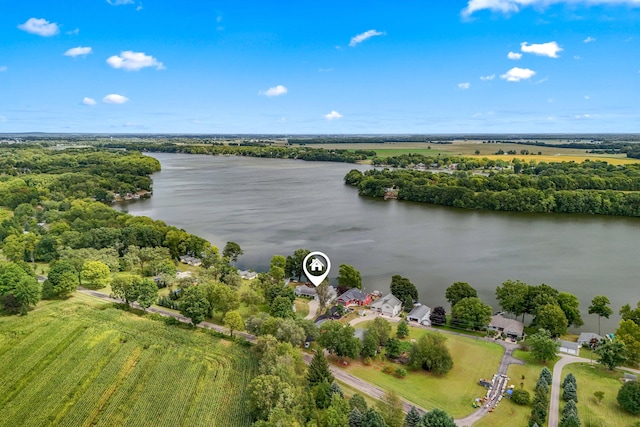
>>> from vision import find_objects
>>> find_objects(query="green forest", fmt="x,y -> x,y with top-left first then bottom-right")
345,156 -> 640,216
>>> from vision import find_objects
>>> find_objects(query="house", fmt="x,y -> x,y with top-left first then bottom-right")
558,340 -> 580,356
238,270 -> 258,280
295,285 -> 318,298
336,288 -> 372,307
179,255 -> 202,267
577,332 -> 602,348
309,258 -> 324,272
407,304 -> 431,326
488,314 -> 525,340
370,293 -> 403,317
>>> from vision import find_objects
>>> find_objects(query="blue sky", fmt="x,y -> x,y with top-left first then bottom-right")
1,0 -> 639,134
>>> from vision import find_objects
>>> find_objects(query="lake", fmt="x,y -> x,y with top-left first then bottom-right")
116,153 -> 640,333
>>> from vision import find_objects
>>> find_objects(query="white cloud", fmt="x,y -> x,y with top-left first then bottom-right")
463,0 -> 640,17
324,110 -> 343,120
136,4 -> 143,11
500,67 -> 536,81
107,0 -> 135,5
521,41 -> 563,58
260,85 -> 288,97
574,55 -> 582,60
82,97 -> 97,106
102,94 -> 129,104
64,46 -> 93,58
584,36 -> 596,43
458,82 -> 471,89
349,30 -> 385,47
107,51 -> 165,71
480,74 -> 495,80
508,51 -> 522,60
18,18 -> 60,37
0,66 -> 7,72
575,113 -> 592,119
66,28 -> 80,35
584,95 -> 590,99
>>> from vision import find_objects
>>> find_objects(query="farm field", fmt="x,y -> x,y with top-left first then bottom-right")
335,324 -> 503,418
0,296 -> 256,427
561,362 -> 640,427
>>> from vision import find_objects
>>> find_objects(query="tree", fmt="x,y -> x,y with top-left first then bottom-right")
285,249 -> 310,281
12,276 -> 41,315
317,279 -> 332,311
314,378 -> 332,409
377,390 -> 404,427
349,407 -> 363,427
325,394 -> 350,427
560,400 -> 580,427
595,339 -> 627,370
385,338 -> 401,359
330,382 -> 344,399
307,351 -> 335,386
589,295 -> 613,336
396,320 -> 409,339
562,373 -> 576,389
275,318 -> 306,346
80,260 -> 112,289
615,319 -> 640,367
418,408 -> 456,427
409,333 -> 453,375
45,261 -> 79,298
318,321 -> 361,359
404,406 -> 421,427
451,297 -> 492,330
271,295 -> 295,319
390,275 -> 418,310
512,389 -> 531,405
207,284 -> 240,317
618,381 -> 640,414
563,382 -> 578,403
445,282 -> 477,309
350,394 -> 368,413
361,330 -> 379,358
620,302 -> 640,325
179,285 -> 211,326
362,408 -> 388,427
528,329 -> 559,362
558,292 -> 584,328
594,391 -> 604,405
247,374 -> 297,420
337,264 -> 362,293
222,241 -> 243,263
430,306 -> 447,326
367,317 -> 393,346
541,367 -> 553,385
270,254 -> 287,270
534,304 -> 568,338
111,273 -> 141,306
223,310 -> 244,337
496,279 -> 528,321
2,234 -> 26,262
136,278 -> 158,311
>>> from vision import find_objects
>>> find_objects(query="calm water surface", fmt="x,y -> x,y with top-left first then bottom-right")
117,153 -> 640,333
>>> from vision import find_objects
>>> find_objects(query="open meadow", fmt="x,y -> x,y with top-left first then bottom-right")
0,296 -> 256,427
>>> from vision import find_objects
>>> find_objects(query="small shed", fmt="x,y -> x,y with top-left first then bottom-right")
558,340 -> 580,356
407,304 -> 431,326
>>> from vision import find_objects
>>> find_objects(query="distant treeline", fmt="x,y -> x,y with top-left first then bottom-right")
99,141 -> 370,163
345,158 -> 640,217
371,153 -> 513,170
287,136 -> 452,144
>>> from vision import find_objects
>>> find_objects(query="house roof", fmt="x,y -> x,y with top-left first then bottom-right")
371,293 -> 402,309
489,314 -> 525,336
577,332 -> 602,343
407,305 -> 431,319
337,288 -> 369,302
295,285 -> 317,296
559,340 -> 580,351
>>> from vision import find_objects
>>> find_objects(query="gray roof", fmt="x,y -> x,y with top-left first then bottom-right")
337,288 -> 369,303
489,315 -> 525,337
577,332 -> 602,344
295,285 -> 317,296
407,305 -> 431,320
559,340 -> 580,350
371,293 -> 402,309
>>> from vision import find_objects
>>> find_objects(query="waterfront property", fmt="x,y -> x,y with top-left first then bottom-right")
179,255 -> 202,266
488,314 -> 524,340
238,270 -> 258,280
577,332 -> 602,347
336,288 -> 372,307
295,285 -> 317,298
370,293 -> 403,317
407,304 -> 431,326
558,340 -> 580,356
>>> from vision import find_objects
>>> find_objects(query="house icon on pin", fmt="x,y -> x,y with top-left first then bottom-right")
309,258 -> 324,272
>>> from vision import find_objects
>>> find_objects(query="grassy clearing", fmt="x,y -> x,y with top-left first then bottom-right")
562,363 -> 640,427
335,324 -> 503,418
294,298 -> 310,318
475,350 -> 556,427
0,296 -> 256,427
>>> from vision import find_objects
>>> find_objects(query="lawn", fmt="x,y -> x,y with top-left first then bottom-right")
474,350 -> 556,427
0,296 -> 256,427
561,363 -> 640,427
294,298 -> 310,318
335,324 -> 504,418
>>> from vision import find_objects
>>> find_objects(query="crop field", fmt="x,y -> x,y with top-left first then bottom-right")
0,297 -> 256,427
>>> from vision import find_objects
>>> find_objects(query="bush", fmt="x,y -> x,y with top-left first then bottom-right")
363,356 -> 373,366
394,368 -> 407,378
382,365 -> 394,375
511,389 -> 531,405
618,381 -> 640,415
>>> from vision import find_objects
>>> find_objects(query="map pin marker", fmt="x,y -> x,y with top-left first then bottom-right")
303,251 -> 331,287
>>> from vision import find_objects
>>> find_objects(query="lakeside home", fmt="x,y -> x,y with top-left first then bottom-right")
336,288 -> 372,307
370,293 -> 403,317
488,314 -> 524,340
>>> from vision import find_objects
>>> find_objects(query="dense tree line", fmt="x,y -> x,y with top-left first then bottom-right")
345,158 -> 640,216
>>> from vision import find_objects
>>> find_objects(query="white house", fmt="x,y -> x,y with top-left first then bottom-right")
558,340 -> 580,356
238,270 -> 258,280
407,304 -> 431,326
370,294 -> 403,317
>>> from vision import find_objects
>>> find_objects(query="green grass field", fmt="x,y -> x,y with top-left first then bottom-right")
335,324 -> 503,418
562,363 -> 640,427
0,297 -> 256,427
